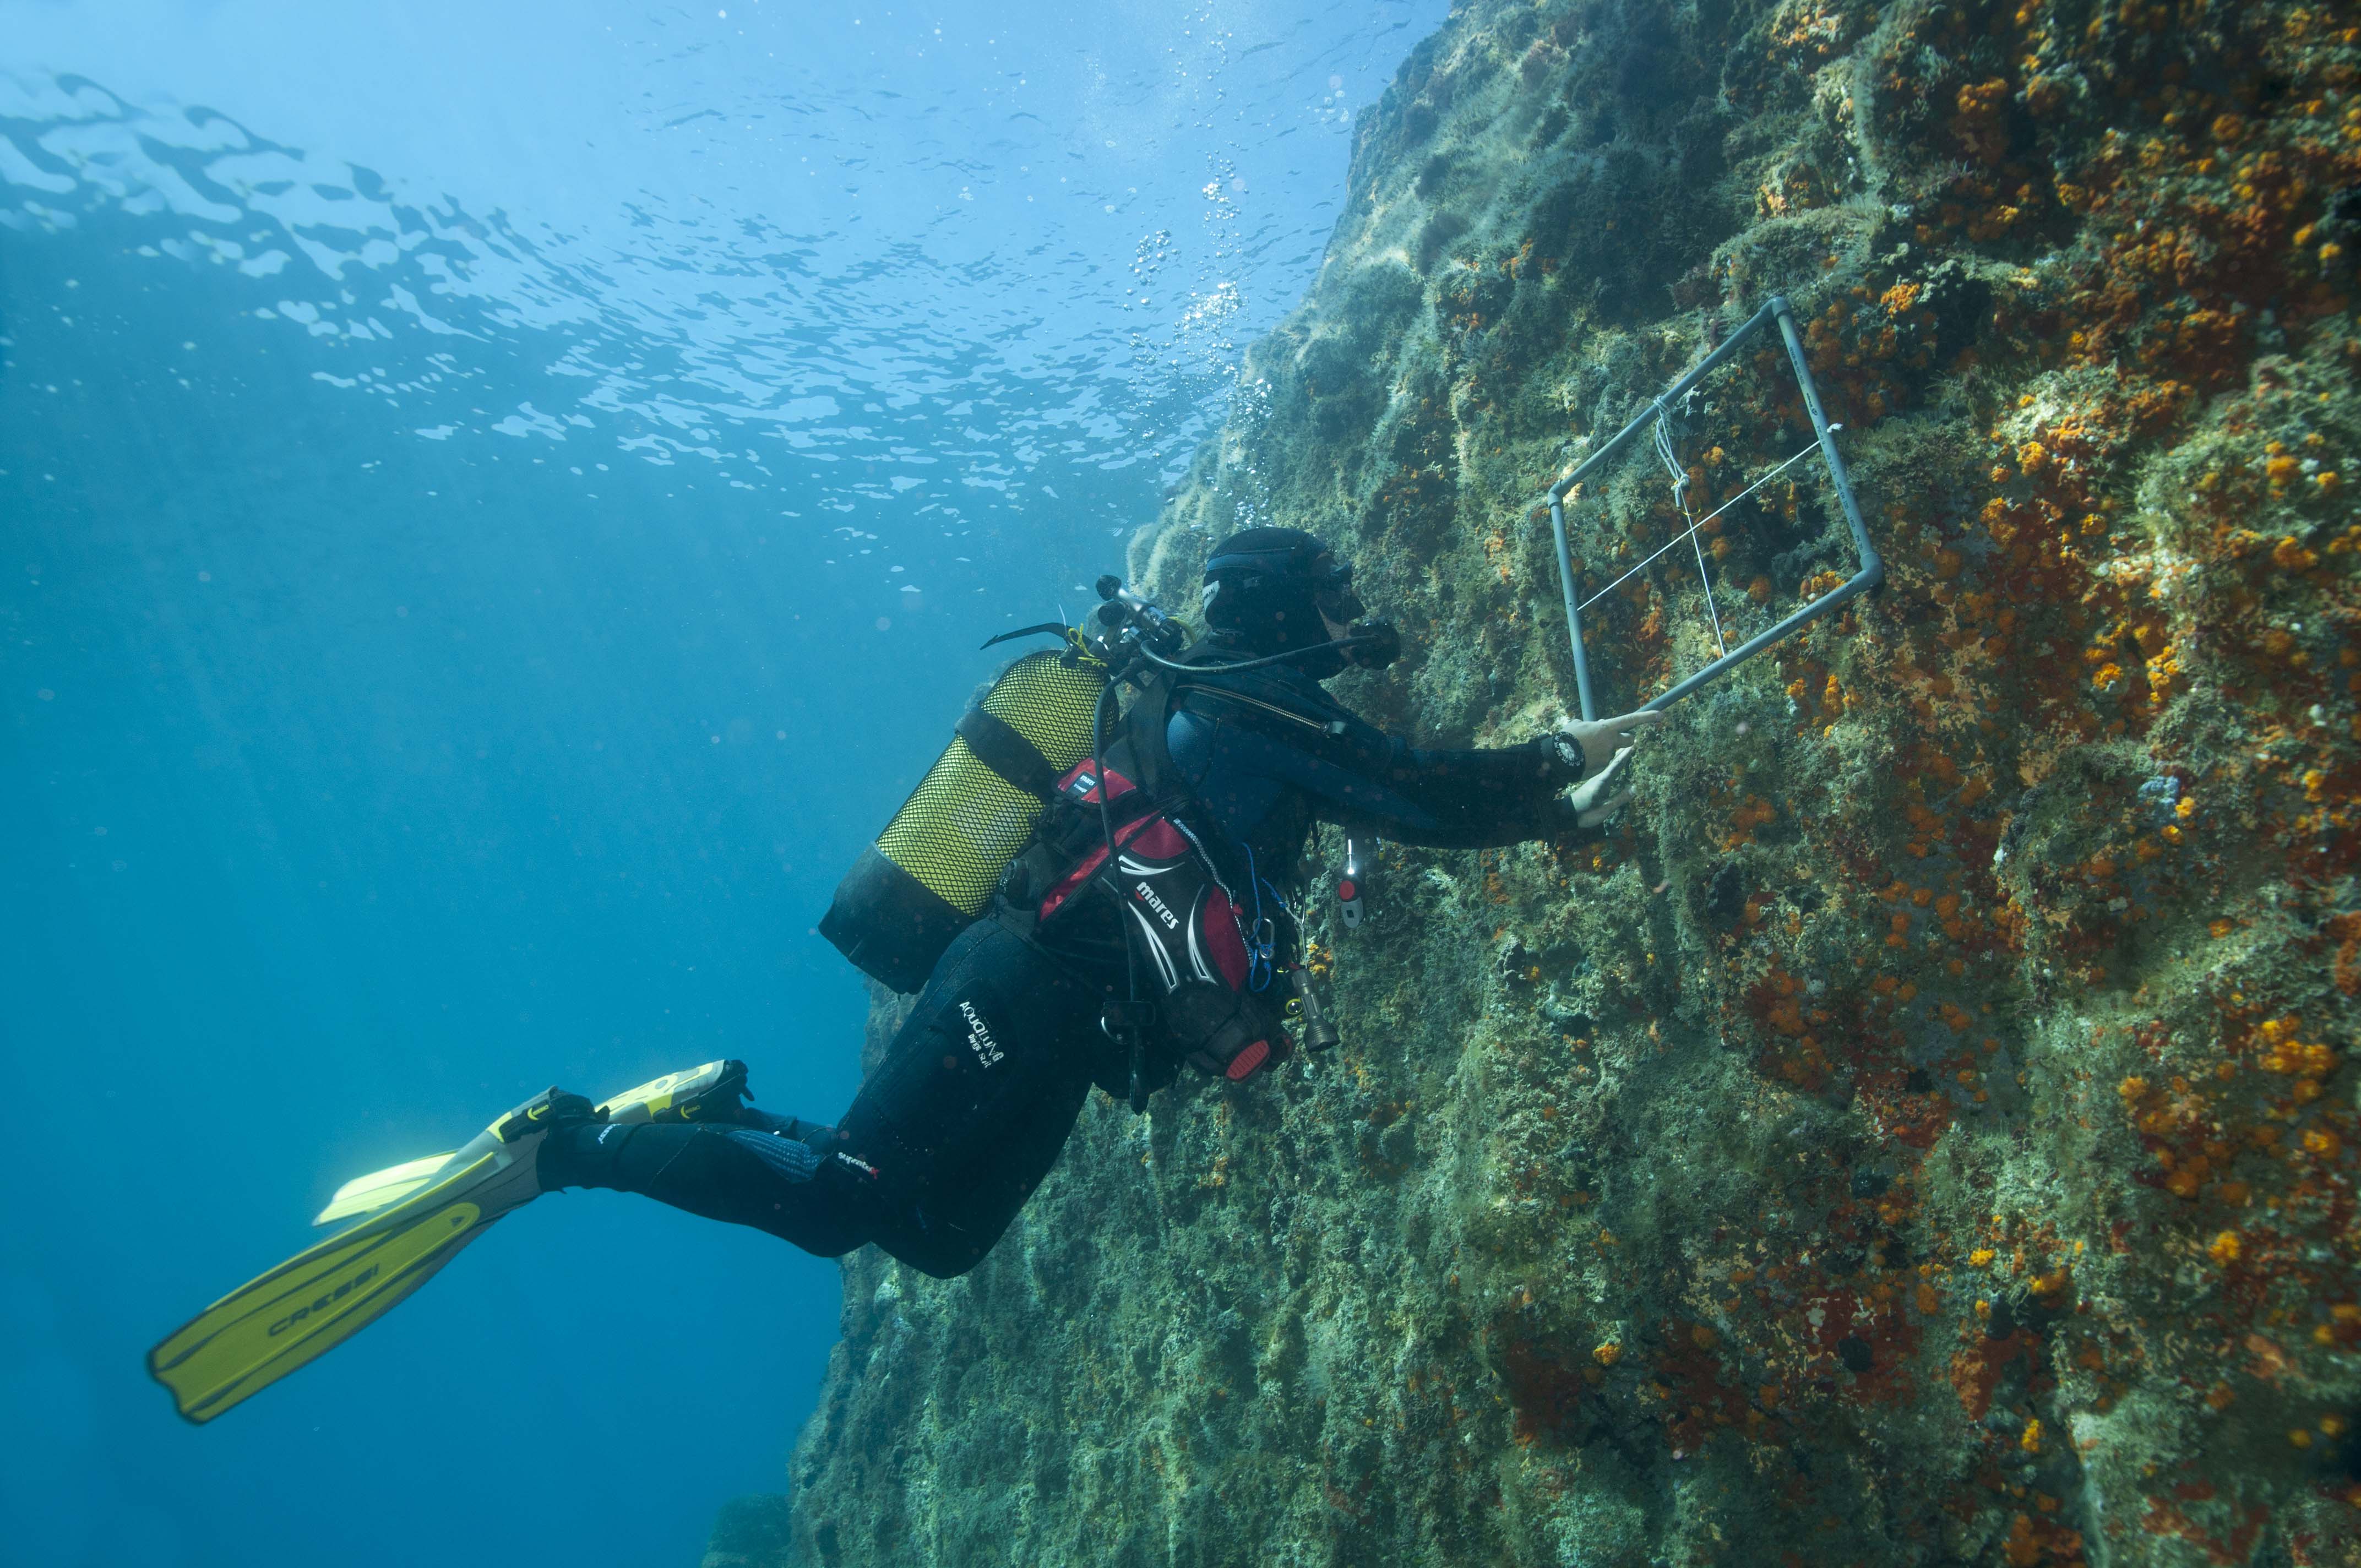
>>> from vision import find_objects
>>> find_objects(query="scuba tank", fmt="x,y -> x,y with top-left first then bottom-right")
819,633 -> 1111,992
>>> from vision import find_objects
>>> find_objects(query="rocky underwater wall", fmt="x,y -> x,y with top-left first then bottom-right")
767,1 -> 2361,1563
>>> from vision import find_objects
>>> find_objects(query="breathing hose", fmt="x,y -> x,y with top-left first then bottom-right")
1089,666 -> 1155,1114
1132,630 -> 1391,677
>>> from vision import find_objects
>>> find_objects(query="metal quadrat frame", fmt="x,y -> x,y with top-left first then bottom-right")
1542,294 -> 1884,722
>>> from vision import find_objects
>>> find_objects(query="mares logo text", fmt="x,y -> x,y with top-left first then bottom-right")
1133,881 -> 1180,930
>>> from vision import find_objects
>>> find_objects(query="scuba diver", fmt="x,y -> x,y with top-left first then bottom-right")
149,526 -> 1658,1424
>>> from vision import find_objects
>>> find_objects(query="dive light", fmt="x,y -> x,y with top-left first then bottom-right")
1290,967 -> 1340,1052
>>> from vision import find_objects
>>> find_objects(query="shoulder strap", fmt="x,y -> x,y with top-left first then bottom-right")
1120,666 -> 1185,803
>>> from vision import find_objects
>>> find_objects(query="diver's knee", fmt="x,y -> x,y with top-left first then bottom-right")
545,1121 -> 733,1199
906,1252 -> 986,1280
875,1221 -> 993,1279
885,1250 -> 979,1281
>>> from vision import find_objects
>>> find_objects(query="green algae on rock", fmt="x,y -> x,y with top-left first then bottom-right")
701,1495 -> 795,1568
757,1 -> 2361,1563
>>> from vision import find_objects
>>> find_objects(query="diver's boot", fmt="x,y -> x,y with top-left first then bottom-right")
596,1058 -> 752,1125
545,1108 -> 837,1193
488,1087 -> 605,1181
311,1085 -> 605,1226
597,1058 -> 831,1144
148,1085 -> 602,1425
543,1061 -> 839,1194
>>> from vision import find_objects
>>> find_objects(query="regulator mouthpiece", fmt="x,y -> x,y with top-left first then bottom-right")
1342,619 -> 1401,671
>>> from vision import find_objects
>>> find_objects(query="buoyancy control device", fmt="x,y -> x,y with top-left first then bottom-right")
821,575 -> 1357,1106
819,633 -> 1111,992
1026,755 -> 1288,1085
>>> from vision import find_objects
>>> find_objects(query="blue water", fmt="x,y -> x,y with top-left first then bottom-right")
0,3 -> 1439,1563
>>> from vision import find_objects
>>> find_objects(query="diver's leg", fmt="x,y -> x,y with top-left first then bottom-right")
541,1118 -> 877,1257
736,1107 -> 835,1142
830,920 -> 1106,1276
541,921 -> 1107,1263
860,1068 -> 1092,1278
837,919 -> 1107,1185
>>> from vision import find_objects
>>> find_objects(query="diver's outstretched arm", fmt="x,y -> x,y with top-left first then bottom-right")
1555,707 -> 1665,776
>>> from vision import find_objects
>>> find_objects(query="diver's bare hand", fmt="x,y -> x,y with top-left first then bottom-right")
1555,708 -> 1664,777
1570,746 -> 1635,828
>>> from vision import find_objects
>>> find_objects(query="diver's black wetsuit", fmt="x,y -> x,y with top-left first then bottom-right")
542,636 -> 1587,1277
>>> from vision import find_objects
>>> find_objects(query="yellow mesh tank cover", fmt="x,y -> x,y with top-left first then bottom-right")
875,737 -> 1046,916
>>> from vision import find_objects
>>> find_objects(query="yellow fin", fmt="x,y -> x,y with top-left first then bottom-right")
598,1059 -> 737,1124
312,1152 -> 457,1227
150,1159 -> 501,1423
